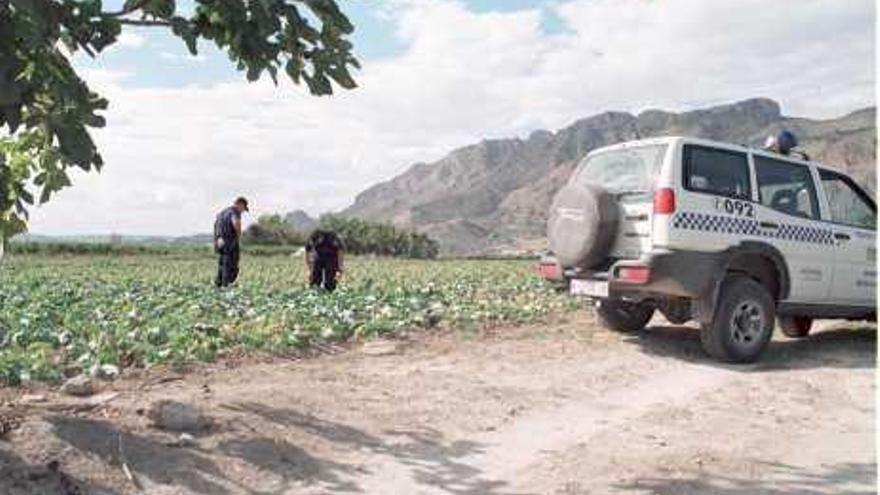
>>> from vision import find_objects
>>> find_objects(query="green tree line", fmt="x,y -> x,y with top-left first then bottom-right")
242,214 -> 307,245
243,214 -> 440,259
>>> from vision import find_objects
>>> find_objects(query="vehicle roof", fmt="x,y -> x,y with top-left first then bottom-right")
587,136 -> 851,176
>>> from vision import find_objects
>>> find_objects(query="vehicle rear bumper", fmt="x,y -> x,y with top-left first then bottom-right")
562,249 -> 726,299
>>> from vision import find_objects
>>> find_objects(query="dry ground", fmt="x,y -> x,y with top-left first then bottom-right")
0,311 -> 875,494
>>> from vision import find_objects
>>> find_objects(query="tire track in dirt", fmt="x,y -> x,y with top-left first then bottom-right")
354,358 -> 739,494
2,317 -> 872,495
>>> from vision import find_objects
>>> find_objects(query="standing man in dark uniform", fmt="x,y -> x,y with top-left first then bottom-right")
305,229 -> 344,292
214,197 -> 249,287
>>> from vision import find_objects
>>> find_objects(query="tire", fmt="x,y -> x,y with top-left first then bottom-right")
779,316 -> 812,338
597,299 -> 655,333
547,183 -> 619,269
700,276 -> 775,363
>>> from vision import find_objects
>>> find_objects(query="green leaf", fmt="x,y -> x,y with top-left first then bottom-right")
303,73 -> 332,96
0,79 -> 24,107
246,64 -> 261,82
284,58 -> 302,83
56,127 -> 97,168
91,18 -> 122,52
304,0 -> 354,34
39,185 -> 52,204
171,17 -> 199,55
78,0 -> 103,18
327,65 -> 356,90
143,0 -> 175,19
123,0 -> 143,12
2,106 -> 22,133
19,190 -> 34,205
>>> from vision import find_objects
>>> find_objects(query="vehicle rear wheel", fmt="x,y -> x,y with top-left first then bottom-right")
778,316 -> 812,338
700,275 -> 775,363
596,299 -> 655,332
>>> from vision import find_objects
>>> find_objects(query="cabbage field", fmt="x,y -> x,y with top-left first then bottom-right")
0,254 -> 577,385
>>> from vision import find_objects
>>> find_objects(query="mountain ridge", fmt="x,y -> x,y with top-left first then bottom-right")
343,98 -> 876,255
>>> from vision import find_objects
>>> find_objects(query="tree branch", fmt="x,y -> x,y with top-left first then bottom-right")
103,0 -> 150,18
118,19 -> 173,27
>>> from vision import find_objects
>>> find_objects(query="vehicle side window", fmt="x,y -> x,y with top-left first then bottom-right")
818,170 -> 876,230
754,156 -> 820,219
683,145 -> 750,200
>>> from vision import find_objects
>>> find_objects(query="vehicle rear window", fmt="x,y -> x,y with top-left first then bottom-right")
683,145 -> 751,200
573,145 -> 668,196
754,156 -> 820,219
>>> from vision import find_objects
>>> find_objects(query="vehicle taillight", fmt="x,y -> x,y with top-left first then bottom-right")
538,262 -> 561,280
653,188 -> 676,214
617,266 -> 651,284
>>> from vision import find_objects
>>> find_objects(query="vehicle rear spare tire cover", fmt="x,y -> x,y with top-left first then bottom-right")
547,182 -> 619,268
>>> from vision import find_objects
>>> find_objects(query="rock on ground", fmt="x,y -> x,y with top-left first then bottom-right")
148,400 -> 213,432
60,376 -> 95,397
361,340 -> 401,356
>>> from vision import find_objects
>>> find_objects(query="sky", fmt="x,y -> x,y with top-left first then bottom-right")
26,0 -> 876,236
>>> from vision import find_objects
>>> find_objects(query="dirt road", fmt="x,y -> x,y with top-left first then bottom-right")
0,311 -> 875,494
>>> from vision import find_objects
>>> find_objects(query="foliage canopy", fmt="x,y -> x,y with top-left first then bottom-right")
0,0 -> 359,242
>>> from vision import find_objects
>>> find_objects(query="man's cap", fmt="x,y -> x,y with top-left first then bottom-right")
234,196 -> 250,211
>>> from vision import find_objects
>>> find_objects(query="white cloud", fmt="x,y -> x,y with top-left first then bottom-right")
29,0 -> 875,236
115,32 -> 147,49
78,68 -> 134,87
158,51 -> 207,63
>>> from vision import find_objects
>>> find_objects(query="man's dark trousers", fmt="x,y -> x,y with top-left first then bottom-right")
310,256 -> 338,292
216,244 -> 240,288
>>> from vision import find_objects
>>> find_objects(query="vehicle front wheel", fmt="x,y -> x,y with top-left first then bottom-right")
779,316 -> 812,338
596,299 -> 655,333
700,275 -> 775,363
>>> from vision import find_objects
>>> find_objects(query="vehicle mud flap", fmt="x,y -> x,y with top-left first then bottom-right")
689,243 -> 788,325
691,272 -> 725,325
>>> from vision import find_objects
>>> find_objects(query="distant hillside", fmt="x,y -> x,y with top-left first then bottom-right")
283,209 -> 318,233
344,98 -> 876,255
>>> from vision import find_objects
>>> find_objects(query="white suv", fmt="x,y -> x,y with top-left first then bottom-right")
541,136 -> 876,363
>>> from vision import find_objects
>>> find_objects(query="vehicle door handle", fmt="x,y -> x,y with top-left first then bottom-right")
759,221 -> 779,229
834,232 -> 851,241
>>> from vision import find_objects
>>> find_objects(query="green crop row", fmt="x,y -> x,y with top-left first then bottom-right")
0,255 -> 578,385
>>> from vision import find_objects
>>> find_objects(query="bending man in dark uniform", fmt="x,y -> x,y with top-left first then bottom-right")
214,197 -> 249,287
305,229 -> 344,292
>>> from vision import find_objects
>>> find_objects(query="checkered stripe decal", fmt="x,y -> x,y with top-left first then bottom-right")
672,212 -> 758,236
774,223 -> 834,244
673,212 -> 834,245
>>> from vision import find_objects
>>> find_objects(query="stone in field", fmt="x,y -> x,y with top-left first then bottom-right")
148,400 -> 213,432
361,340 -> 400,356
166,432 -> 197,448
60,376 -> 95,397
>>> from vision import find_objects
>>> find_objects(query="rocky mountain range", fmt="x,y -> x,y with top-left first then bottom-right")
340,98 -> 876,255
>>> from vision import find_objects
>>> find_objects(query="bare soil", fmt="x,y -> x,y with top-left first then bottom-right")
0,311 -> 875,495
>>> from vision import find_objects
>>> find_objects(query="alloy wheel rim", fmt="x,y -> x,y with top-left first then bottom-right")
730,300 -> 765,349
